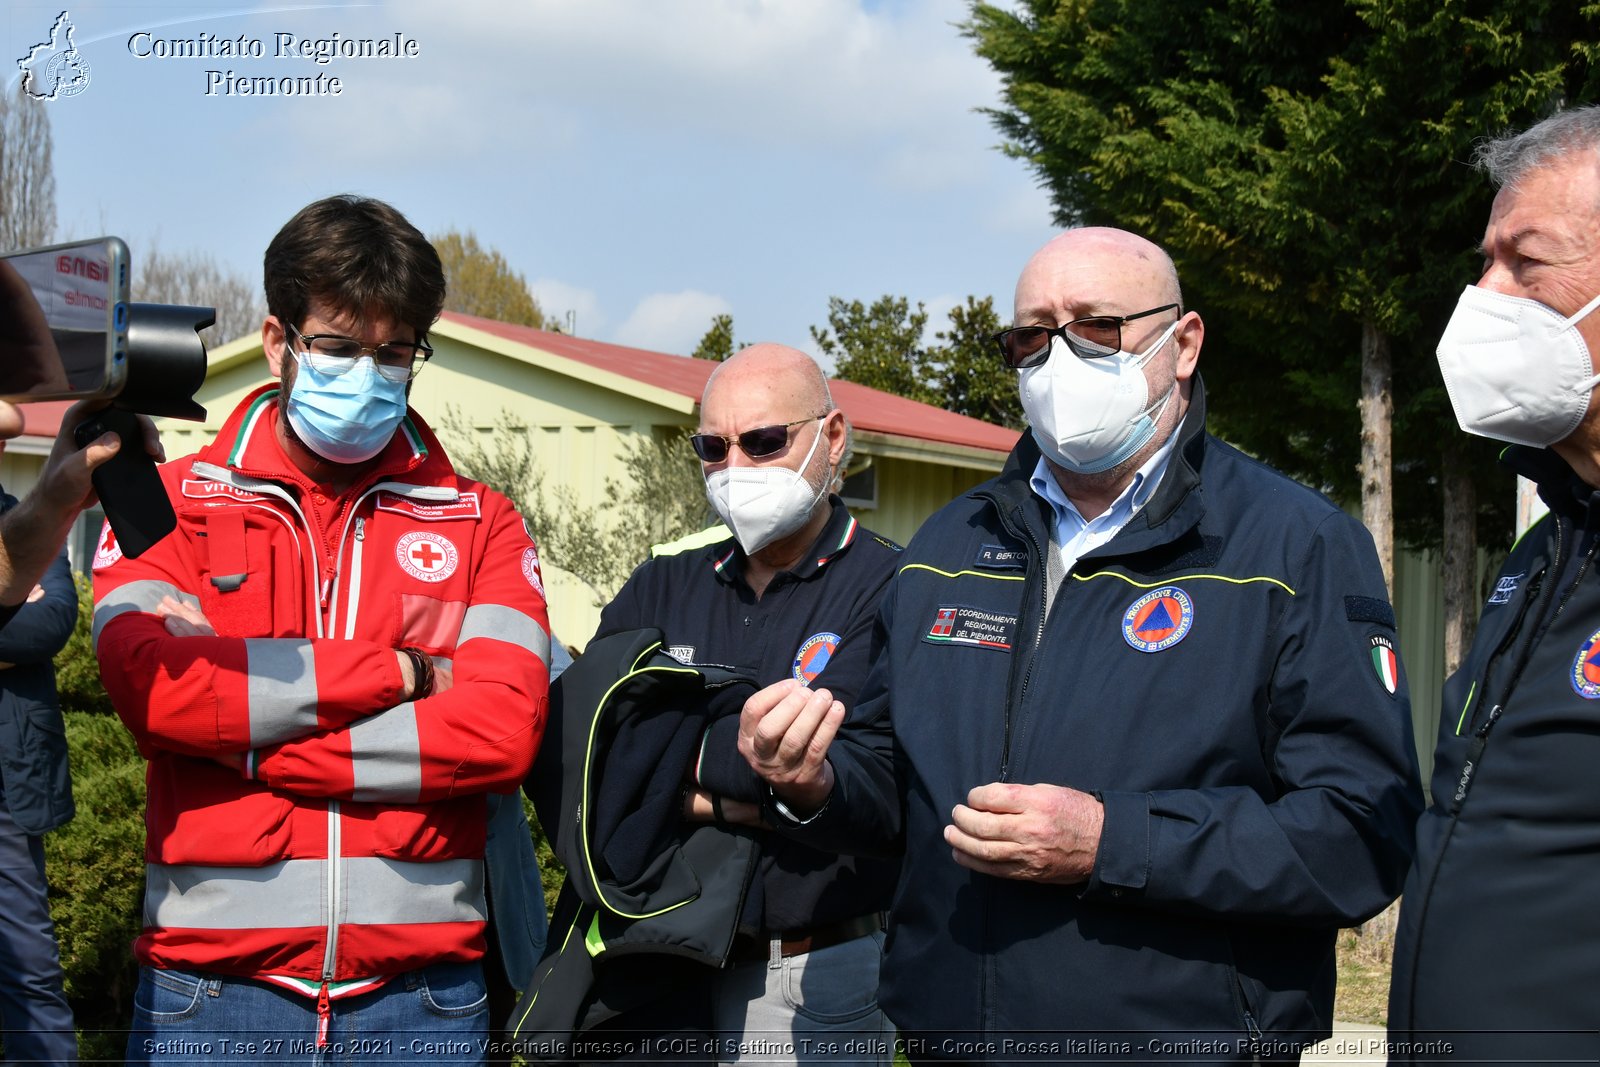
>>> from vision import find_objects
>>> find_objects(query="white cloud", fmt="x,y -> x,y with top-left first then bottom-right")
528,278 -> 605,337
375,0 -> 1002,192
984,174 -> 1059,235
920,293 -> 962,349
612,290 -> 732,354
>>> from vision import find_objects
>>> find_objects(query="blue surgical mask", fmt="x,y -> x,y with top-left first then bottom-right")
284,352 -> 407,464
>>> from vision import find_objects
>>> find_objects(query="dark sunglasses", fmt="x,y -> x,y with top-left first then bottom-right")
992,304 -> 1180,369
690,415 -> 824,463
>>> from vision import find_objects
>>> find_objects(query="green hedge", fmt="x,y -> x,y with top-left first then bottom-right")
55,575 -> 113,717
45,711 -> 145,1062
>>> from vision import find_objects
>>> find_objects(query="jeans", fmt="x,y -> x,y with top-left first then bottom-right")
125,962 -> 488,1065
710,930 -> 891,1066
0,781 -> 75,1065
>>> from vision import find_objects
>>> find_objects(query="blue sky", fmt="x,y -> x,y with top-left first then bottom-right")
5,0 -> 1058,363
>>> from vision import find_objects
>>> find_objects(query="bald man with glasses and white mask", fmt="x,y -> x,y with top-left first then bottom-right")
585,343 -> 901,1065
738,228 -> 1421,1063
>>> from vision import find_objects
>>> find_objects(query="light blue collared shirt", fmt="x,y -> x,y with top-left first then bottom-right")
1028,428 -> 1181,576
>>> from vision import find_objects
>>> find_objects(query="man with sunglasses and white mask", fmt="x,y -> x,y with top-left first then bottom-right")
1388,107 -> 1600,1066
92,195 -> 551,1063
587,343 -> 900,1063
739,228 -> 1420,1063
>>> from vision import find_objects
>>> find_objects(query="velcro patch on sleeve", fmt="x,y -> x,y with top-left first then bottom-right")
1344,595 -> 1396,629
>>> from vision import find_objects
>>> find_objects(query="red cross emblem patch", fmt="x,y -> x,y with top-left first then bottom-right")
396,531 -> 459,583
92,520 -> 122,571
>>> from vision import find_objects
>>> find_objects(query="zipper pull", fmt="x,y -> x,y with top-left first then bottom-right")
1450,704 -> 1504,815
1242,1007 -> 1263,1058
316,981 -> 332,1048
320,576 -> 332,609
355,517 -> 366,541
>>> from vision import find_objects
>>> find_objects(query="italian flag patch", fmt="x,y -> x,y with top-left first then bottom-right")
1370,635 -> 1399,695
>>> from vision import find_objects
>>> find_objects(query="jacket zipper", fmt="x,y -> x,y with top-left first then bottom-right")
191,465 -> 456,1007
975,496 -> 1051,1040
341,518 -> 366,639
327,481 -> 457,638
314,480 -> 458,988
1453,525 -> 1597,811
1406,512 -> 1575,1027
318,800 -> 340,1046
1004,516 -> 1050,781
990,500 -> 1050,781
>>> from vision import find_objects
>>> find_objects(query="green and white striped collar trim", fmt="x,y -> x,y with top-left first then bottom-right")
259,973 -> 390,1000
226,389 -> 428,469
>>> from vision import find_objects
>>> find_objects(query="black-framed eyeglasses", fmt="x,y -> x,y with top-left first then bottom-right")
992,303 -> 1180,369
287,324 -> 434,383
690,415 -> 824,463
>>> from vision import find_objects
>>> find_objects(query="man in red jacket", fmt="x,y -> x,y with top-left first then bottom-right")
93,196 -> 550,1064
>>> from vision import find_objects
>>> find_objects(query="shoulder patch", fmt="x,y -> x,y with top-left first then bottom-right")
1369,634 -> 1400,695
521,546 -> 545,597
793,632 -> 841,683
91,520 -> 122,571
1122,587 -> 1194,653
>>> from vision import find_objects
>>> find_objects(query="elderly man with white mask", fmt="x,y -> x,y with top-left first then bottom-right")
1389,105 -> 1600,1067
739,228 -> 1422,1063
585,343 -> 901,1065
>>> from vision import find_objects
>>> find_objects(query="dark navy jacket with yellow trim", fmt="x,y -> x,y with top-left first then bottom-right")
1389,446 -> 1600,1065
783,379 -> 1422,1058
596,498 -> 900,936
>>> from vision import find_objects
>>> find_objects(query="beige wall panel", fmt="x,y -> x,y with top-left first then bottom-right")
852,455 -> 993,546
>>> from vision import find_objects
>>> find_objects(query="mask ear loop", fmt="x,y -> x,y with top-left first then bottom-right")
1565,293 -> 1600,397
1131,319 -> 1182,369
1562,291 -> 1600,329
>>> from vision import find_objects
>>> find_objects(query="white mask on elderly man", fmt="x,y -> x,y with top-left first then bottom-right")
1019,320 -> 1179,475
1436,285 -> 1600,447
704,420 -> 828,555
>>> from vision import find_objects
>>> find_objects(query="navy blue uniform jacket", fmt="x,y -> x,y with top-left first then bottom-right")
0,490 -> 77,835
596,499 -> 900,934
780,382 -> 1421,1055
1390,446 -> 1600,1065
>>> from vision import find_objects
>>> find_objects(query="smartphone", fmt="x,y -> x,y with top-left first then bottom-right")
0,236 -> 129,402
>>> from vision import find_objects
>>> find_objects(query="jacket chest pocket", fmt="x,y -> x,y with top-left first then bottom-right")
377,520 -> 479,653
195,508 -> 299,637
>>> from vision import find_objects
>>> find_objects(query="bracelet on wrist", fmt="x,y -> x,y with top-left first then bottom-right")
400,646 -> 434,700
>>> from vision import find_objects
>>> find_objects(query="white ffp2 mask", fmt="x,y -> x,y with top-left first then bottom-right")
1019,320 -> 1179,474
704,420 -> 828,554
1436,285 -> 1600,447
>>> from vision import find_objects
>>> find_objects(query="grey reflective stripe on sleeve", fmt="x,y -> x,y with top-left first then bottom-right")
456,604 -> 551,666
245,639 -> 321,746
145,856 -> 486,929
348,702 -> 421,802
92,581 -> 199,651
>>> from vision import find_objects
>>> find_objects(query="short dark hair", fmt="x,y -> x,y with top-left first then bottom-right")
263,194 -> 446,338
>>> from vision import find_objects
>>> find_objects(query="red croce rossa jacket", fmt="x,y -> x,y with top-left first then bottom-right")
92,385 -> 550,986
